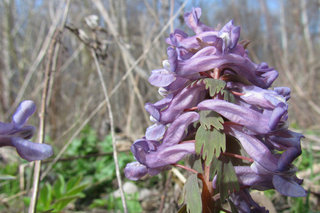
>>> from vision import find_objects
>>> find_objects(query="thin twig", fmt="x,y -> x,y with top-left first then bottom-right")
28,2 -> 71,212
91,49 -> 128,213
7,1 -> 65,118
94,0 -> 189,98
28,29 -> 58,213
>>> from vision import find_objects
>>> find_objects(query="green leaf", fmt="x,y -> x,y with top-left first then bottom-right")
195,126 -> 226,165
219,160 -> 239,201
199,110 -> 224,130
203,78 -> 226,97
183,174 -> 202,213
211,157 -> 239,201
66,176 -> 82,192
38,183 -> 52,210
51,195 -> 81,212
192,158 -> 204,173
53,174 -> 65,199
66,183 -> 88,196
222,89 -> 236,103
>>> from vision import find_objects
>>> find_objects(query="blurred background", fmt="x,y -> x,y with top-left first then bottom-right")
0,0 -> 319,212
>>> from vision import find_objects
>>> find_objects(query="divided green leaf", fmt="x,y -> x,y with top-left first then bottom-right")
210,157 -> 239,202
182,174 -> 202,213
195,126 -> 226,165
199,110 -> 224,130
222,89 -> 236,103
203,78 -> 226,97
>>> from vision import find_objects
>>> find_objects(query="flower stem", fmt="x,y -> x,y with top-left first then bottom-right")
231,91 -> 245,96
183,106 -> 198,112
223,152 -> 254,162
172,164 -> 198,174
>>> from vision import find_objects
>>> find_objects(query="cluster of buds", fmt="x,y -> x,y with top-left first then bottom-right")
125,8 -> 305,212
0,100 -> 53,161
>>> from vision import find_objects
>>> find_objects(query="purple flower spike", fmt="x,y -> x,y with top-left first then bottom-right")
125,7 -> 305,211
0,100 -> 53,161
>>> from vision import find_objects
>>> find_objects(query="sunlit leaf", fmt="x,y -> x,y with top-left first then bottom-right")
222,89 -> 236,103
195,126 -> 226,165
203,78 -> 226,97
199,110 -> 224,130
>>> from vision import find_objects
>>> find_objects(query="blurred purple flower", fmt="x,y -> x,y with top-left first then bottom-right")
0,100 -> 53,161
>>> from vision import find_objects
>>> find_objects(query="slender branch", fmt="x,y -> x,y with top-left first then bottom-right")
94,0 -> 189,99
7,1 -> 66,118
91,49 -> 128,213
28,2 -> 71,212
28,28 -> 58,213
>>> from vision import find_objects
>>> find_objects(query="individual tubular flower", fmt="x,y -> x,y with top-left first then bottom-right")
0,100 -> 53,161
124,112 -> 199,180
198,99 -> 288,134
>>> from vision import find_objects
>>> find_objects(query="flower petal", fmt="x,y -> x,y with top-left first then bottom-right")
11,137 -> 53,161
12,100 -> 36,129
272,175 -> 306,197
124,162 -> 148,181
145,123 -> 166,141
162,111 -> 199,146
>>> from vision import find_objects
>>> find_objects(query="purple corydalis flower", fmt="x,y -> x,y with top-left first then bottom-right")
0,100 -> 53,161
125,7 -> 305,212
198,99 -> 287,134
227,82 -> 290,110
145,81 -> 205,124
124,112 -> 199,180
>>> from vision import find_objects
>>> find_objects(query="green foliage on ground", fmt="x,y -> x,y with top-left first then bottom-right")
0,126 -> 140,212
